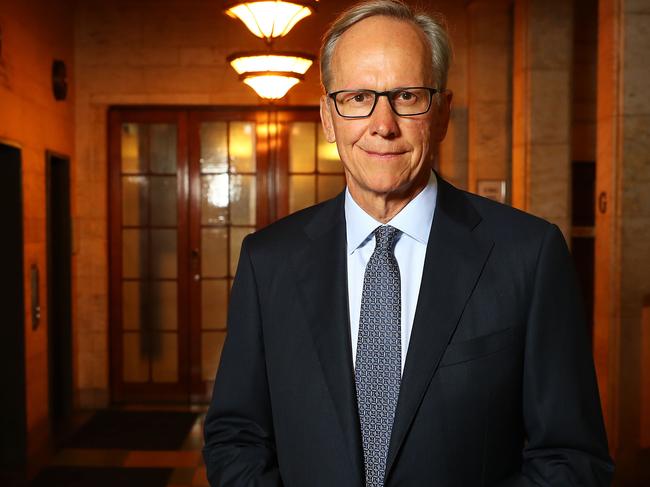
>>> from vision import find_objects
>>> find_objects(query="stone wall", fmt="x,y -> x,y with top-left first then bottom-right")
0,0 -> 75,457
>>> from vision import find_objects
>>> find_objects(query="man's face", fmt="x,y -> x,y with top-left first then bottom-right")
320,16 -> 452,203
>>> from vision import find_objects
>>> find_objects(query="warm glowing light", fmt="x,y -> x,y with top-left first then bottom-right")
257,123 -> 279,137
228,52 -> 314,99
207,174 -> 229,209
230,54 -> 313,76
229,123 -> 255,164
225,1 -> 316,41
121,124 -> 140,169
318,139 -> 340,162
243,75 -> 300,99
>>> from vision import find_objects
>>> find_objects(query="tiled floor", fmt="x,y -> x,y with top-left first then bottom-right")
41,406 -> 209,487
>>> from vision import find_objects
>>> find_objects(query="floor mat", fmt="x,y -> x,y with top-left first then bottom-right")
29,466 -> 173,487
64,410 -> 199,450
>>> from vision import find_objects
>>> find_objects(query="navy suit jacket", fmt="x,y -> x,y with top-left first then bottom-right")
203,175 -> 614,486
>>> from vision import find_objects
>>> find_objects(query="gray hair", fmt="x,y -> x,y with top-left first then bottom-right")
319,0 -> 452,93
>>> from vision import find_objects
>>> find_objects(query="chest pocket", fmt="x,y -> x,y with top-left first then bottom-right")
439,327 -> 514,368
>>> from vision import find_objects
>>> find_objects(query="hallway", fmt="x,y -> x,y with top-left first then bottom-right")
2,0 -> 650,484
29,407 -> 208,487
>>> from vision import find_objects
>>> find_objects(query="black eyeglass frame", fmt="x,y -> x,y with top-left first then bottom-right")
327,87 -> 441,119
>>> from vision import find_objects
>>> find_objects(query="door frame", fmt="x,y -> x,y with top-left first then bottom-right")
108,106 -> 323,404
108,108 -> 191,402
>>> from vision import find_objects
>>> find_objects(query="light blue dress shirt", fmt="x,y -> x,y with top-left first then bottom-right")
345,171 -> 438,373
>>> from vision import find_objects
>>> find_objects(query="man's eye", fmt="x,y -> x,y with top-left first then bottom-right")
396,91 -> 415,102
345,92 -> 371,104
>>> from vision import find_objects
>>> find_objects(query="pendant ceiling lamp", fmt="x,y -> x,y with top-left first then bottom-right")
225,1 -> 318,43
224,0 -> 317,100
228,52 -> 315,99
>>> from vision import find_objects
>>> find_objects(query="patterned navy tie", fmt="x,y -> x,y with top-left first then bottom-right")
355,225 -> 401,487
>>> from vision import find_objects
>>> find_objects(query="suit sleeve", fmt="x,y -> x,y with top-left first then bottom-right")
496,224 -> 614,486
202,237 -> 283,487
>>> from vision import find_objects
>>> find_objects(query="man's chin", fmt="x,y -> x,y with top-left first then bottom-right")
355,178 -> 414,200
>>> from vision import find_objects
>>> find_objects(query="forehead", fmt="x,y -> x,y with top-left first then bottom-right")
330,16 -> 431,89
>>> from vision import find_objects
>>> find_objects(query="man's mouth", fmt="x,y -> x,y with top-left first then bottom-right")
359,147 -> 407,158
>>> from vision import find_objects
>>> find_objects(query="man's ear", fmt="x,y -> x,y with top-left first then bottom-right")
320,95 -> 336,143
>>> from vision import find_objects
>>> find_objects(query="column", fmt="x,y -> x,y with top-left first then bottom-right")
595,0 -> 650,472
467,0 -> 513,198
512,0 -> 574,238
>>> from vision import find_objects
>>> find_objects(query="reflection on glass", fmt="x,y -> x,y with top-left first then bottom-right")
122,176 -> 149,226
150,281 -> 178,331
201,279 -> 228,330
318,175 -> 346,202
317,125 -> 341,173
150,124 -> 177,174
151,332 -> 178,383
123,333 -> 149,382
150,176 -> 177,227
201,331 -> 226,381
121,124 -> 146,174
201,174 -> 229,225
123,281 -> 178,331
123,281 -> 142,331
229,122 -> 256,173
289,122 -> 316,173
289,175 -> 316,214
202,228 -> 228,278
151,229 -> 177,278
200,122 -> 228,174
230,174 -> 256,226
256,122 -> 278,139
230,227 -> 255,276
123,229 -> 148,278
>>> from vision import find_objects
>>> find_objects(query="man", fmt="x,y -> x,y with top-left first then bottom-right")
203,1 -> 614,485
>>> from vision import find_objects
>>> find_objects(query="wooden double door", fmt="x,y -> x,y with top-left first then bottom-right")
108,107 -> 345,403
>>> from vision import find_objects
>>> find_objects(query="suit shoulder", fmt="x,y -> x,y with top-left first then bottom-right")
243,196 -> 341,256
460,189 -> 556,245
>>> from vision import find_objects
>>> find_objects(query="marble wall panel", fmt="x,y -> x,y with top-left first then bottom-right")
623,14 -> 650,115
528,70 -> 572,145
467,2 -> 512,194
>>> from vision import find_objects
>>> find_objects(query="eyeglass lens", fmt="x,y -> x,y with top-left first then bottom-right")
334,88 -> 432,117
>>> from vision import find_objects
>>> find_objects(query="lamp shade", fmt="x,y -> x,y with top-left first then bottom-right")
243,75 -> 301,99
225,1 -> 317,42
228,51 -> 315,99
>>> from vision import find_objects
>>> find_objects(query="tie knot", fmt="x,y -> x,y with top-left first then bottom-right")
374,225 -> 400,252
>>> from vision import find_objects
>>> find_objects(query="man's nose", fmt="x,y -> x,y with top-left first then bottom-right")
368,96 -> 400,138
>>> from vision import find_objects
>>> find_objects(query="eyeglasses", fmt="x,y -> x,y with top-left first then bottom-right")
327,87 -> 440,118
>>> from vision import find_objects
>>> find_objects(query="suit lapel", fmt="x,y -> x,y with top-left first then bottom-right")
292,194 -> 364,486
385,177 -> 495,478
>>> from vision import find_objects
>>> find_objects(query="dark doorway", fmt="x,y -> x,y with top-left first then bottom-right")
571,160 -> 596,340
0,143 -> 27,469
46,152 -> 73,440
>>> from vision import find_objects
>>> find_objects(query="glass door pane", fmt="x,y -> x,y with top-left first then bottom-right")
195,120 -> 257,388
111,107 -> 327,404
119,122 -> 180,387
286,121 -> 346,215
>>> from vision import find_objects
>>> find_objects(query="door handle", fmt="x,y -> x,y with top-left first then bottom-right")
191,248 -> 200,282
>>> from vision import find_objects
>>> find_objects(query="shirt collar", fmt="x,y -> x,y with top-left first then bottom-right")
345,171 -> 437,254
